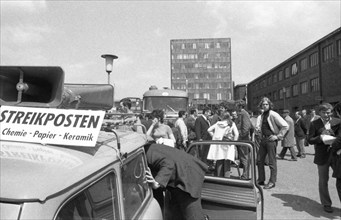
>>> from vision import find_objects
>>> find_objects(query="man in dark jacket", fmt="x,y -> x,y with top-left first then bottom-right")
308,103 -> 341,213
294,111 -> 308,158
331,102 -> 341,203
195,107 -> 212,164
145,144 -> 208,220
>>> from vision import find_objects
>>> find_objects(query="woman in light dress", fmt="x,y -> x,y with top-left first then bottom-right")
207,112 -> 239,177
147,109 -> 176,147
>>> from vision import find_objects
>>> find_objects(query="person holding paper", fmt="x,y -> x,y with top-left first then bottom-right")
331,102 -> 341,202
307,103 -> 341,213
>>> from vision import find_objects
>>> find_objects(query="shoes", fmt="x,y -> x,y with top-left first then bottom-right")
257,181 -> 265,186
289,158 -> 297,161
204,214 -> 210,220
297,154 -> 301,158
263,182 -> 275,189
323,205 -> 333,213
301,154 -> 306,158
276,156 -> 284,160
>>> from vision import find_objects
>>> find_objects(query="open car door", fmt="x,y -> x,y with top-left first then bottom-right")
187,140 -> 264,220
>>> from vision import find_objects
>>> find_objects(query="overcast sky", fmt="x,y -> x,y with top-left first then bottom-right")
1,0 -> 340,100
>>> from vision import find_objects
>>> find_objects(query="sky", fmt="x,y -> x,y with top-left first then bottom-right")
1,0 -> 340,100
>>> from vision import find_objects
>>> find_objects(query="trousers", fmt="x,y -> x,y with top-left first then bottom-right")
257,139 -> 277,183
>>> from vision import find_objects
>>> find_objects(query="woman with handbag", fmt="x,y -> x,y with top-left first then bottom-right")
207,112 -> 239,177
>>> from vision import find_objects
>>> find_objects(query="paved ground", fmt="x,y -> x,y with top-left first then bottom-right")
261,144 -> 341,220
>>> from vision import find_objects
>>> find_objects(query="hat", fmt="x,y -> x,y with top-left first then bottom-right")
283,109 -> 290,114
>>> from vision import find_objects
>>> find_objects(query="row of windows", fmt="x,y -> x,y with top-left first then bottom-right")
253,77 -> 320,104
171,52 -> 230,60
172,72 -> 229,80
255,40 -> 340,89
188,92 -> 232,101
171,41 -> 230,50
172,82 -> 231,90
172,62 -> 231,70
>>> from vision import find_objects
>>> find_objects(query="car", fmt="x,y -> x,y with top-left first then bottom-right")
0,66 -> 263,219
0,66 -> 162,220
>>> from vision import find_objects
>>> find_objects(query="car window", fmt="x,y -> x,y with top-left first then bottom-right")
121,152 -> 149,219
56,173 -> 119,220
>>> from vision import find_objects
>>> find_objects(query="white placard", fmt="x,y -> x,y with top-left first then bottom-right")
0,106 -> 105,147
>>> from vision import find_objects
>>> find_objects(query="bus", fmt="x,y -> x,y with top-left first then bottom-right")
142,86 -> 188,123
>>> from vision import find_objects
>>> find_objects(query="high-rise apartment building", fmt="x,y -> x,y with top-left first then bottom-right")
170,38 -> 232,106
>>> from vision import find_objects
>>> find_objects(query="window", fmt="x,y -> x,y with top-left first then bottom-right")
292,84 -> 299,96
181,44 -> 185,49
300,58 -> 307,72
193,43 -> 196,49
203,93 -> 210,99
311,77 -> 320,92
285,86 -> 290,98
194,93 -> 199,99
300,81 -> 308,94
310,52 -> 318,67
217,93 -> 222,100
268,76 -> 272,85
278,71 -> 283,81
284,67 -> 290,78
204,83 -> 209,89
216,42 -> 221,48
291,63 -> 298,76
57,174 -> 120,220
322,44 -> 334,62
273,73 -> 278,83
205,43 -> 209,49
273,91 -> 278,101
279,88 -> 284,99
121,153 -> 150,219
337,39 -> 341,56
203,53 -> 209,59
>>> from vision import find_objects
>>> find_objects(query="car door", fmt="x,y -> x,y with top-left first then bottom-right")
187,140 -> 264,220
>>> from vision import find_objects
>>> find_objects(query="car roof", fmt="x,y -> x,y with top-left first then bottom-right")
0,130 -> 148,203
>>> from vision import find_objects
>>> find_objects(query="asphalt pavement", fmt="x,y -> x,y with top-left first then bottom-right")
260,144 -> 341,220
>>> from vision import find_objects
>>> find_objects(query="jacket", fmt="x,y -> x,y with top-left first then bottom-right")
195,115 -> 211,141
256,110 -> 289,140
294,117 -> 307,138
145,144 -> 208,198
282,115 -> 295,147
307,117 -> 341,165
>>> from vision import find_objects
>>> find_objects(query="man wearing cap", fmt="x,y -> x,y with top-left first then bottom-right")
278,110 -> 297,161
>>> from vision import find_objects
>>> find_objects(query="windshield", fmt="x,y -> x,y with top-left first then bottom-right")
143,97 -> 188,112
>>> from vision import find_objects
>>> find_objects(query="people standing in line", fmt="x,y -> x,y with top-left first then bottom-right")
144,143 -> 209,220
278,110 -> 297,161
147,109 -> 176,147
175,110 -> 188,151
294,111 -> 308,158
307,103 -> 341,213
235,99 -> 253,179
331,102 -> 341,203
256,97 -> 289,190
195,107 -> 212,164
207,112 -> 239,177
185,108 -> 198,144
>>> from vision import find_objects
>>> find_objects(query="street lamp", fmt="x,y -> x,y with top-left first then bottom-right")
101,54 -> 118,84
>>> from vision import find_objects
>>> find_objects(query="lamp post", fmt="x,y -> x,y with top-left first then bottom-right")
101,54 -> 118,84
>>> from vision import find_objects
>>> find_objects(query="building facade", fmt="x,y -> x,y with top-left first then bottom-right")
247,28 -> 341,114
170,38 -> 233,107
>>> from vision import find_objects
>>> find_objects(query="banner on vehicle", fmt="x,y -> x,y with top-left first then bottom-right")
0,106 -> 105,147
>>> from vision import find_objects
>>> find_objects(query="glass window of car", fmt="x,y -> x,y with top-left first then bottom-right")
121,152 -> 150,219
56,173 -> 119,220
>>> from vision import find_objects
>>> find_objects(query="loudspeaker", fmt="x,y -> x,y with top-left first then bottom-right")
0,66 -> 64,108
61,84 -> 114,110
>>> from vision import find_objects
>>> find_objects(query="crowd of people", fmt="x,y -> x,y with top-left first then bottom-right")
120,97 -> 341,218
